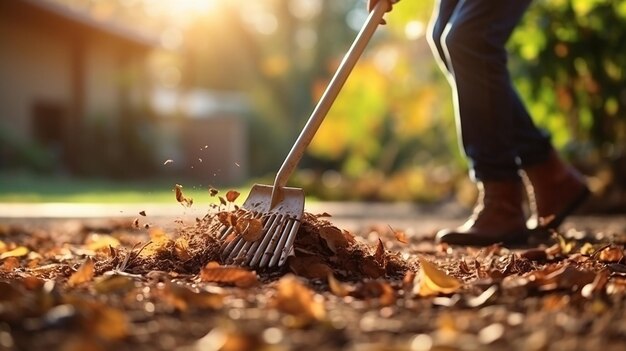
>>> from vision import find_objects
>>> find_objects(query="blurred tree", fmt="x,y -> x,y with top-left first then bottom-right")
509,0 -> 626,164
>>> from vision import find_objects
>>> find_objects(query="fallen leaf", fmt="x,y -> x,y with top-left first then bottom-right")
139,210 -> 146,216
327,273 -> 351,297
174,237 -> 192,261
225,190 -> 241,202
209,187 -> 219,196
273,274 -> 325,324
94,274 -> 136,294
288,256 -> 333,280
199,262 -> 259,288
581,269 -> 610,298
174,184 -> 193,207
0,246 -> 29,260
351,280 -> 396,306
218,211 -> 238,227
392,228 -> 409,244
236,218 -> 264,242
374,238 -> 385,264
1,256 -> 19,270
360,256 -> 386,279
598,246 -> 624,263
414,257 -> 463,297
67,257 -> 95,287
160,282 -> 224,312
86,234 -> 121,252
318,226 -> 349,253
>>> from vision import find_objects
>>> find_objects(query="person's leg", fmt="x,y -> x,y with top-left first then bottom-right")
434,0 -> 532,245
426,0 -> 459,76
441,0 -> 534,181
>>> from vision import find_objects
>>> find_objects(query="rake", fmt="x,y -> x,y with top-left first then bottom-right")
219,1 -> 390,268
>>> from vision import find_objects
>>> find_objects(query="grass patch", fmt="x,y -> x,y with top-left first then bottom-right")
0,172 -> 248,203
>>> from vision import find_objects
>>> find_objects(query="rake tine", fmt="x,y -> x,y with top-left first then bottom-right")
227,214 -> 269,261
224,236 -> 247,262
240,213 -> 280,266
264,216 -> 295,268
258,215 -> 290,268
250,215 -> 287,267
275,218 -> 300,267
219,225 -> 233,240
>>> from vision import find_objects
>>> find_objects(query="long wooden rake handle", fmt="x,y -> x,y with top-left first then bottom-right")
270,0 -> 389,207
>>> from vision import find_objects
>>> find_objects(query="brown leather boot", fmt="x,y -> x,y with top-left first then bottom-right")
523,150 -> 590,230
435,180 -> 528,246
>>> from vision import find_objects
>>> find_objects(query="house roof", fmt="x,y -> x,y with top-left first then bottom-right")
19,0 -> 159,48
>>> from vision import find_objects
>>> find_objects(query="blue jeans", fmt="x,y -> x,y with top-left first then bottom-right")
427,0 -> 552,181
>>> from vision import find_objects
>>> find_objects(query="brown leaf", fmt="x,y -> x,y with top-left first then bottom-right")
520,248 -> 547,261
351,280 -> 396,306
289,256 -> 333,280
160,282 -> 224,312
67,257 -> 95,287
598,246 -> 624,263
374,238 -> 385,264
318,226 -> 349,253
218,211 -> 238,227
174,237 -> 192,261
199,262 -> 259,288
236,218 -> 264,242
273,274 -> 325,323
94,274 -> 135,294
209,187 -> 219,196
225,190 -> 241,202
1,256 -> 20,271
0,246 -> 29,260
174,184 -> 193,207
139,210 -> 146,216
327,273 -> 351,297
581,269 -> 610,298
360,256 -> 386,279
414,257 -> 463,297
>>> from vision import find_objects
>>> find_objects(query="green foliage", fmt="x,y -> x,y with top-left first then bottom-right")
509,0 -> 626,159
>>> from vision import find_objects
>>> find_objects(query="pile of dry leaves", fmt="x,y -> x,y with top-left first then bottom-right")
1,188 -> 626,350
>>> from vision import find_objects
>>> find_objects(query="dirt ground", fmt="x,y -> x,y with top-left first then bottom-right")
1,204 -> 626,351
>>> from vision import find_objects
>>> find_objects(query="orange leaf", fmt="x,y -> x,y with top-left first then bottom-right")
1,257 -> 19,271
199,262 -> 259,288
391,226 -> 409,244
68,257 -> 95,287
236,218 -> 264,242
328,273 -> 351,297
225,190 -> 241,202
174,237 -> 192,261
599,246 -> 624,263
160,282 -> 224,312
273,274 -> 325,323
217,211 -> 238,227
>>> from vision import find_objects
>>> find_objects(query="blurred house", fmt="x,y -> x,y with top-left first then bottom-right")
0,0 -> 249,184
0,0 -> 155,171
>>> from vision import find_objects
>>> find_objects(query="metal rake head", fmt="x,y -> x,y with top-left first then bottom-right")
218,184 -> 304,269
